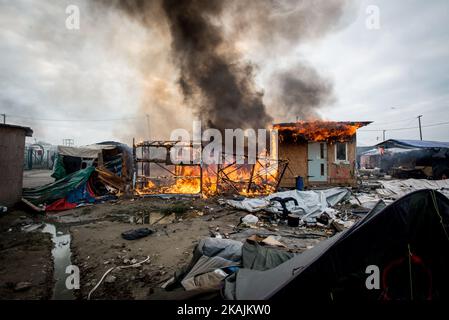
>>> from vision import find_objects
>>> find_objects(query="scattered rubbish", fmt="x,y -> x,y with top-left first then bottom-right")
270,197 -> 300,218
88,256 -> 150,300
21,223 -> 44,232
247,235 -> 286,248
121,228 -> 154,240
316,213 -> 330,226
241,214 -> 259,225
105,275 -> 116,284
1,206 -> 7,214
224,189 -> 449,300
226,188 -> 350,224
287,214 -> 300,227
330,219 -> 350,232
14,282 -> 32,292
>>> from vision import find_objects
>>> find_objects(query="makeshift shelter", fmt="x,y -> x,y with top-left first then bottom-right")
0,124 -> 33,206
368,139 -> 449,179
52,141 -> 133,181
274,121 -> 371,188
23,167 -> 97,211
23,141 -> 133,211
224,189 -> 449,300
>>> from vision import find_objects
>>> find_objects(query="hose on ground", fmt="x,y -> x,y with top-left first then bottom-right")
87,255 -> 150,300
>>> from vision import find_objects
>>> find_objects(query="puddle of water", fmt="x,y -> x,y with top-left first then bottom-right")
41,223 -> 75,300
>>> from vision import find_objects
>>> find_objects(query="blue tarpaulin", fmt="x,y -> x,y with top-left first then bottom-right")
376,139 -> 449,149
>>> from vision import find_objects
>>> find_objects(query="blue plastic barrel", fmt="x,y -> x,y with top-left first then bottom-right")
295,176 -> 304,191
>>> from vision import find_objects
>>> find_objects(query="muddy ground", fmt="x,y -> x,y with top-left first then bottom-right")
0,169 -> 340,300
0,209 -> 53,299
66,196 -> 331,300
0,195 -> 333,300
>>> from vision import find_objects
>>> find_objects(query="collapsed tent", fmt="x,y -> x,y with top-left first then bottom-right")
21,141 -> 134,211
226,188 -> 350,223
224,189 -> 449,300
23,167 -> 97,211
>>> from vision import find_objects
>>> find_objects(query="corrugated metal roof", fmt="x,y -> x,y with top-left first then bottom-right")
376,139 -> 449,149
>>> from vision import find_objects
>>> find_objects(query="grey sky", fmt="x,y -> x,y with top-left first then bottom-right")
303,0 -> 449,145
0,0 -> 448,146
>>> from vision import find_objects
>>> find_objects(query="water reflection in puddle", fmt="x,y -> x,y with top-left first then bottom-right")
41,224 -> 76,300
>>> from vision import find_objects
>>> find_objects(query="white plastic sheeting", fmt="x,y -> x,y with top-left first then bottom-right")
377,179 -> 449,198
350,179 -> 449,209
226,188 -> 350,221
57,144 -> 116,158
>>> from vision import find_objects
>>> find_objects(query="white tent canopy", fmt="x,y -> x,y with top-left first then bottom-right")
56,144 -> 117,158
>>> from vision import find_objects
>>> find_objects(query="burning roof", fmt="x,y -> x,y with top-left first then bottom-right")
273,121 -> 371,143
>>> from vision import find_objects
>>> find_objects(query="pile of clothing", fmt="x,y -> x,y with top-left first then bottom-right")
159,236 -> 295,298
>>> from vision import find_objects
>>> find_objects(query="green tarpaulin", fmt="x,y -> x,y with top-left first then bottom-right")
51,153 -> 67,180
23,167 -> 95,206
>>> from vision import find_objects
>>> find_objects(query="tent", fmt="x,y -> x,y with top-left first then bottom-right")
23,158 -> 125,211
224,189 -> 449,300
23,167 -> 97,211
51,141 -> 133,180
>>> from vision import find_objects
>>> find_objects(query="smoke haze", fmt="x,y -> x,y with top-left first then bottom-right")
0,0 -> 349,144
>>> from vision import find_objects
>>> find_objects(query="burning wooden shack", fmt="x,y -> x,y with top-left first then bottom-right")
275,121 -> 371,188
133,139 -> 288,197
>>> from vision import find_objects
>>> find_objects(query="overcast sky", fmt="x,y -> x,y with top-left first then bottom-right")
305,0 -> 449,145
1,0 -> 448,146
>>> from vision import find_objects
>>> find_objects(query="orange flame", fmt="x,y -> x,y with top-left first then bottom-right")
273,121 -> 365,142
136,153 -> 280,197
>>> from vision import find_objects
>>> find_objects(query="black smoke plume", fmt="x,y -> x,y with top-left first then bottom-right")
110,0 -> 349,130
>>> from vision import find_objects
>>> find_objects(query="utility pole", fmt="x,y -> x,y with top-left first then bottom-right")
417,115 -> 423,140
383,130 -> 386,141
1,113 -> 5,124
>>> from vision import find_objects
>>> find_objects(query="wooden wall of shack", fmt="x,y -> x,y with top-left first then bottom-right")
0,125 -> 32,206
278,135 -> 357,188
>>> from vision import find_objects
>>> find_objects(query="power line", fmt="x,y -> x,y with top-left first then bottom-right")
366,116 -> 418,127
422,121 -> 449,128
5,114 -> 140,122
359,121 -> 449,132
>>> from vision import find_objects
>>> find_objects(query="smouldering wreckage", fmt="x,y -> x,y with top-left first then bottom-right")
19,124 -> 449,301
21,121 -> 371,210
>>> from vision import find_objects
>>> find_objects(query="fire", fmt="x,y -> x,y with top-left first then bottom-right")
166,166 -> 201,194
136,154 -> 281,197
134,121 -> 368,197
273,121 -> 365,142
